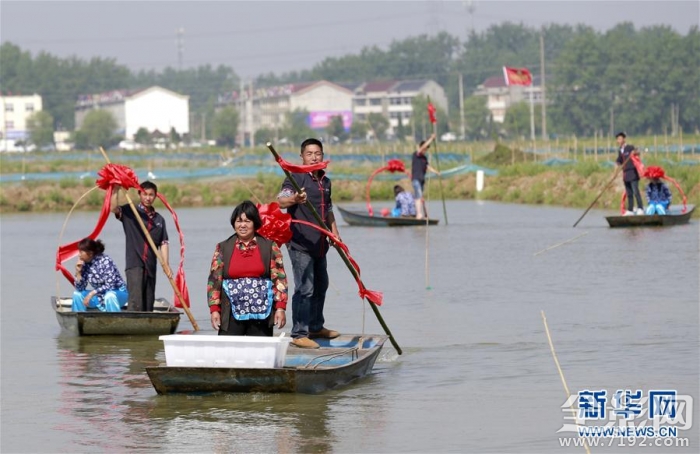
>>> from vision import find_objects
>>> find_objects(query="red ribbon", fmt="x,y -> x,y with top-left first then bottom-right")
427,102 -> 437,124
620,164 -> 688,214
256,202 -> 293,245
275,155 -> 329,173
55,163 -> 191,307
365,159 -> 411,216
290,219 -> 383,306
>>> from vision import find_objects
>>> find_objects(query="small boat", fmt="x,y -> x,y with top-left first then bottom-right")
605,205 -> 695,228
338,206 -> 438,227
51,297 -> 182,336
146,334 -> 388,394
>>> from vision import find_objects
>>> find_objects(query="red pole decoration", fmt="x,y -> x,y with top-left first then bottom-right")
256,202 -> 293,245
275,154 -> 329,173
365,159 -> 410,216
643,166 -> 688,213
427,102 -> 437,124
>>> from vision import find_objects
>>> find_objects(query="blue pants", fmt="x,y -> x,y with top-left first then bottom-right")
71,287 -> 128,312
646,202 -> 669,215
412,179 -> 424,199
288,248 -> 329,339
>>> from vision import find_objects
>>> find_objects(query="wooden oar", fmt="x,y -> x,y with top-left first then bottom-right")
267,143 -> 402,355
99,148 -> 199,331
572,152 -> 633,228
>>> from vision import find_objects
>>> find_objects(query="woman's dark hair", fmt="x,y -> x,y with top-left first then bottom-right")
78,238 -> 105,255
230,200 -> 262,231
394,185 -> 404,196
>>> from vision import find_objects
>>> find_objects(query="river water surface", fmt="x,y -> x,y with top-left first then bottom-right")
1,200 -> 698,453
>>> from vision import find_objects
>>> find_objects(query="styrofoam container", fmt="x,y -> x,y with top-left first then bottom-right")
159,334 -> 292,368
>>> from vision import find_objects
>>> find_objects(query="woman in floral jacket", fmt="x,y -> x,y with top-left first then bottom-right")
72,238 -> 128,312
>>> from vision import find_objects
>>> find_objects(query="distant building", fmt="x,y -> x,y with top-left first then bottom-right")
473,75 -> 543,123
0,93 -> 43,151
218,78 -> 449,145
75,86 -> 190,140
219,80 -> 354,146
353,79 -> 448,137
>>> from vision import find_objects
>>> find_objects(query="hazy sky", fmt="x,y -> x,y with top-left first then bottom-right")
2,1 -> 698,79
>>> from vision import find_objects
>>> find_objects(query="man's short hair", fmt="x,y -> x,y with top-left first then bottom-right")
615,132 -> 627,139
140,181 -> 158,194
300,138 -> 323,153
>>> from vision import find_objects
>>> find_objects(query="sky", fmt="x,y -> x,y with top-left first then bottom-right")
1,1 -> 698,79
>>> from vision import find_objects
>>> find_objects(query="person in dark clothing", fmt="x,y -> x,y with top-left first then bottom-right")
411,133 -> 440,219
278,138 -> 340,349
110,181 -> 172,311
615,132 -> 644,215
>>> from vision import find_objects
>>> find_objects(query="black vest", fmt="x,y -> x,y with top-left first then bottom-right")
217,234 -> 272,331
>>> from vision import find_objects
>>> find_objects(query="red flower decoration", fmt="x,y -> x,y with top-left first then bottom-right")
644,166 -> 665,180
257,202 -> 293,245
386,159 -> 406,173
96,163 -> 140,190
427,102 -> 437,124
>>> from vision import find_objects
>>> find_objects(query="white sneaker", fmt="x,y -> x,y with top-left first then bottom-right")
635,208 -> 645,215
623,210 -> 634,216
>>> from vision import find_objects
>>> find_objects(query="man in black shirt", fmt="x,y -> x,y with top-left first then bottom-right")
615,132 -> 644,215
110,181 -> 172,311
411,133 -> 439,219
278,138 -> 340,349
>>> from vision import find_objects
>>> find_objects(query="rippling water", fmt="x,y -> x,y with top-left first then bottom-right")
1,201 -> 698,453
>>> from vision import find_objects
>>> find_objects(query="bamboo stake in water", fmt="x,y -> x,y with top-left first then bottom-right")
541,311 -> 591,454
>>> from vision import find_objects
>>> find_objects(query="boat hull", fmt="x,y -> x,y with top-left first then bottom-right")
146,334 -> 388,394
52,297 -> 181,336
338,206 -> 438,226
606,205 -> 695,228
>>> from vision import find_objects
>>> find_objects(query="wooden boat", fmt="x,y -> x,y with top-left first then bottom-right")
51,297 -> 181,336
146,334 -> 388,394
606,205 -> 695,228
338,206 -> 438,227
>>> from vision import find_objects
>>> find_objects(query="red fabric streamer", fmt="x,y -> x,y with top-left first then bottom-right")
275,155 -> 329,174
619,165 -> 688,214
365,159 -> 411,216
56,163 -> 191,307
427,103 -> 437,124
256,202 -> 293,245
291,219 -> 383,306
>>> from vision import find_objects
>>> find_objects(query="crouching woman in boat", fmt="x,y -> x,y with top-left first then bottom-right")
207,200 -> 288,336
71,238 -> 128,312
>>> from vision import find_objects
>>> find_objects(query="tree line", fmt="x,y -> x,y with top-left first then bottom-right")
1,21 -> 697,146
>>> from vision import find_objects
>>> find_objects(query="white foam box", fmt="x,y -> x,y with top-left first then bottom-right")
159,334 -> 292,368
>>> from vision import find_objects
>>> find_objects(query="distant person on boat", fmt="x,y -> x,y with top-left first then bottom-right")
393,185 -> 417,217
278,138 -> 341,349
110,181 -> 172,312
71,238 -> 128,312
207,201 -> 288,336
412,133 -> 440,219
644,166 -> 672,215
615,132 -> 644,216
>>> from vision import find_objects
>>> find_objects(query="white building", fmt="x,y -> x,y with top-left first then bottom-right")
220,80 -> 354,146
473,75 -> 543,123
353,79 -> 449,136
75,86 -> 190,140
0,93 -> 43,151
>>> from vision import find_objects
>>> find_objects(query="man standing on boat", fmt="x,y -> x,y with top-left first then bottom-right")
615,132 -> 644,216
278,138 -> 340,349
411,133 -> 440,219
110,181 -> 172,311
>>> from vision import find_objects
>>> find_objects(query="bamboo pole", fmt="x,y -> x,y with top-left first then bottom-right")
99,148 -> 199,331
266,143 -> 402,354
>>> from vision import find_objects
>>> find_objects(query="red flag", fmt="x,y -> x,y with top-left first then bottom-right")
427,102 -> 437,124
503,66 -> 532,86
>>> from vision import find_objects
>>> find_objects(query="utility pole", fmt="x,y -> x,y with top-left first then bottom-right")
248,79 -> 255,149
201,112 -> 205,142
176,27 -> 185,70
539,32 -> 547,140
459,73 -> 466,139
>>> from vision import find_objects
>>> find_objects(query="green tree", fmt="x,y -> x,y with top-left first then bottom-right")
349,120 -> 368,141
254,127 -> 277,144
367,113 -> 389,140
169,127 -> 181,147
325,115 -> 348,143
282,109 -> 315,146
26,111 -> 55,148
463,96 -> 490,139
503,101 -> 541,139
134,127 -> 151,145
212,106 -> 239,147
79,110 -> 118,149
